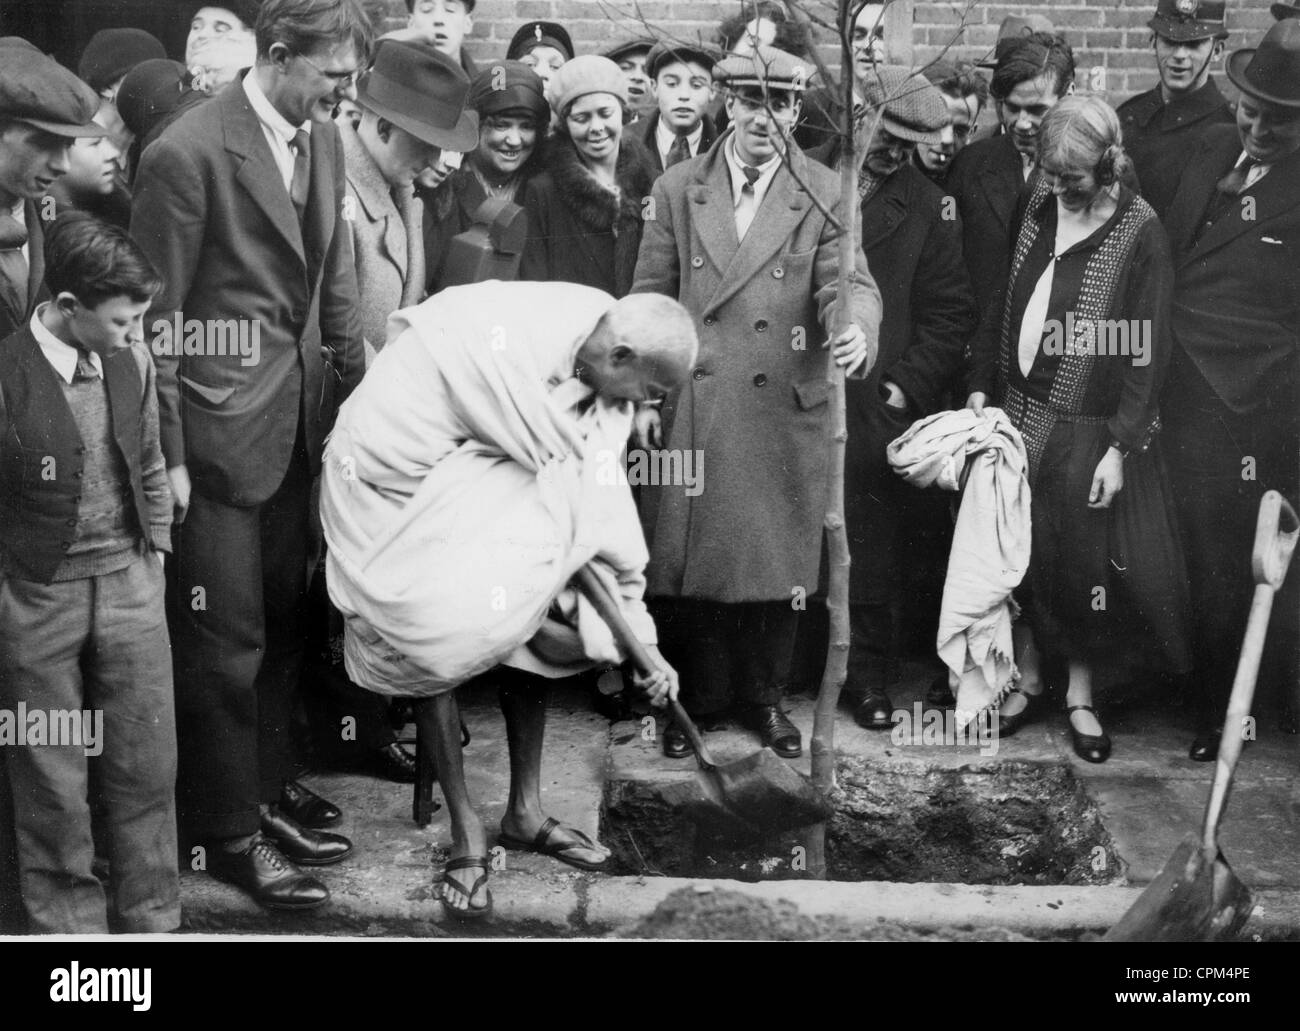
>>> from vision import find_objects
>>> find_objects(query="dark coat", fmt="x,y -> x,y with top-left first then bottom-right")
1163,124 -> 1300,428
632,111 -> 720,175
946,133 -> 1026,320
520,133 -> 657,298
810,145 -> 977,602
0,199 -> 46,342
1117,77 -> 1235,223
129,74 -> 364,507
631,133 -> 882,602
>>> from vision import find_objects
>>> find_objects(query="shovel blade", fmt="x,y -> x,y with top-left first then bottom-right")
712,749 -> 832,836
1105,836 -> 1253,942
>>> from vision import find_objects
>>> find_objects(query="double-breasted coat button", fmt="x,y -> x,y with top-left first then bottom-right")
772,267 -> 784,279
755,319 -> 768,332
753,373 -> 767,387
692,367 -> 706,381
691,256 -> 704,268
703,315 -> 716,326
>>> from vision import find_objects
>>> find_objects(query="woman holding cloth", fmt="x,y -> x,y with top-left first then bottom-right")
966,95 -> 1192,762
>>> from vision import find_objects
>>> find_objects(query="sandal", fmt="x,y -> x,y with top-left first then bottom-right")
435,855 -> 493,921
498,816 -> 609,872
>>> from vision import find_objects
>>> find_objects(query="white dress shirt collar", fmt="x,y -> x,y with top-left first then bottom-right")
724,135 -> 782,208
31,303 -> 102,383
655,116 -> 704,167
243,70 -> 310,190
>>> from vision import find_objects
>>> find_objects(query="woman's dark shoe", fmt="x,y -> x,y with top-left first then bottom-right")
1188,729 -> 1220,763
1066,705 -> 1111,764
662,719 -> 691,759
926,673 -> 955,709
996,686 -> 1040,738
853,691 -> 894,730
279,779 -> 342,829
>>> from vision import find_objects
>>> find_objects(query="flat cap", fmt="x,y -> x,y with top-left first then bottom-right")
713,44 -> 814,91
602,38 -> 654,64
645,41 -> 719,79
0,41 -> 107,137
78,28 -> 167,93
861,66 -> 949,145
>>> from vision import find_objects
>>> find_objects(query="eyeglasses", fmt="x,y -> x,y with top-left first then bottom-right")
294,51 -> 360,88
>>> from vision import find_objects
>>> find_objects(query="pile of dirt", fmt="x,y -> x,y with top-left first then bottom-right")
622,885 -> 1035,941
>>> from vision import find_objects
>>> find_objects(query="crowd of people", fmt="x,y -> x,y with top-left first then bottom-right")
0,0 -> 1296,931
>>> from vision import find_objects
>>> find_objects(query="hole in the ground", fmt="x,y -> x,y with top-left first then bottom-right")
600,757 -> 1118,885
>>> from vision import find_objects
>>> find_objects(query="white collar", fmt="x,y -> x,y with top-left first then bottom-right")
724,135 -> 782,197
31,303 -> 102,383
243,69 -> 309,145
655,116 -> 704,156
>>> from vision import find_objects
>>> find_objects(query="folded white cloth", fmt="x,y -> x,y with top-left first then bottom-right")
888,408 -> 1032,726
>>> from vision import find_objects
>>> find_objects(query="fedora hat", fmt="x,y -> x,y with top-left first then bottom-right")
1227,18 -> 1300,108
977,14 -> 1054,69
356,38 -> 478,151
1274,3 -> 1300,20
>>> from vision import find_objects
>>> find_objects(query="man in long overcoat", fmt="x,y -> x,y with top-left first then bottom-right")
632,45 -> 882,760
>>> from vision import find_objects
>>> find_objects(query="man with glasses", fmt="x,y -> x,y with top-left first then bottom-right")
632,45 -> 881,761
130,0 -> 370,911
1119,1 -> 1234,222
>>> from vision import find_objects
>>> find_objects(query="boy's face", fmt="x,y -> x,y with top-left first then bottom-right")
654,60 -> 713,133
60,292 -> 149,358
65,108 -> 123,197
617,50 -> 652,111
409,0 -> 472,59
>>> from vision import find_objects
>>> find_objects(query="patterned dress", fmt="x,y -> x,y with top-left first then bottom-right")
969,180 -> 1193,674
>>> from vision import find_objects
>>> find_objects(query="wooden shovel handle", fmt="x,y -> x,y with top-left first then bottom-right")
573,565 -> 717,768
1203,491 -> 1299,850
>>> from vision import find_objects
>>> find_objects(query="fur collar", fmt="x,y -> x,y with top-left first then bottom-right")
546,132 -> 656,237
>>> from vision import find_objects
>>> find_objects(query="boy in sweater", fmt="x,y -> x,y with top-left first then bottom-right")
0,210 -> 177,932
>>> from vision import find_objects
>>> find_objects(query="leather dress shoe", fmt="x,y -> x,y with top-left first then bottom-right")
739,704 -> 802,758
209,834 -> 329,911
280,779 -> 341,829
663,720 -> 691,759
852,691 -> 893,730
368,742 -> 418,783
1188,729 -> 1220,763
261,805 -> 353,866
1066,705 -> 1111,764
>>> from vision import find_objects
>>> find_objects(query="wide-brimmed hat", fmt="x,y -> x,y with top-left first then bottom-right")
356,38 -> 478,151
862,65 -> 949,145
0,42 -> 107,137
714,45 -> 814,92
977,14 -> 1054,70
1149,0 -> 1228,43
468,61 -> 548,122
506,21 -> 574,62
179,1 -> 263,30
1227,18 -> 1300,108
1273,3 -> 1300,20
645,41 -> 719,80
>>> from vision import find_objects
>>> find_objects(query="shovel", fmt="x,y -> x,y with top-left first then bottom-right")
1105,490 -> 1299,942
575,565 -> 832,838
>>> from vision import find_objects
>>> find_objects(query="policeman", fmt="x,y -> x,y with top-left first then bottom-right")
1117,0 -> 1234,222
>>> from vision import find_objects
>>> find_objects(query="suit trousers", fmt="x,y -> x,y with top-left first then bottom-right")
0,552 -> 179,933
169,441 -> 313,840
1164,360 -> 1300,723
649,600 -> 798,716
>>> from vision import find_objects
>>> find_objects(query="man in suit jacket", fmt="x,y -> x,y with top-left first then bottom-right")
947,32 -> 1075,319
1162,20 -> 1300,760
810,68 -> 977,729
632,46 -> 881,761
0,40 -> 108,341
1118,0 -> 1235,223
130,0 -> 370,911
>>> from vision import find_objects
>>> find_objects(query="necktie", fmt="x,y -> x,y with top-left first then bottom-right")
666,133 -> 691,168
736,164 -> 762,240
290,128 -> 311,221
73,347 -> 99,381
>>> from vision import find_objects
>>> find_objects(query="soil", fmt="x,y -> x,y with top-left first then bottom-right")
622,885 -> 1041,941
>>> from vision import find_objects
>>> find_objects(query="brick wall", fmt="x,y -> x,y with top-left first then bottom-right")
380,0 -> 1281,104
